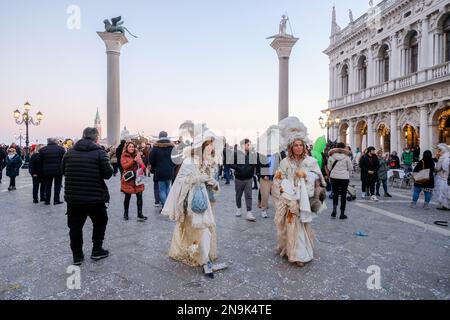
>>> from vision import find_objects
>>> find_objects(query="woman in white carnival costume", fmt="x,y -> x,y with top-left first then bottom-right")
162,126 -> 224,277
434,143 -> 450,210
271,117 -> 326,267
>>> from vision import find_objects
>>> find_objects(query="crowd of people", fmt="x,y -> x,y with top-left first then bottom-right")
0,118 -> 446,277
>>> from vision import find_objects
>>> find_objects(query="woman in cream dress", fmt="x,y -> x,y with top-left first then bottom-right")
162,136 -> 220,276
434,143 -> 450,210
273,138 -> 325,267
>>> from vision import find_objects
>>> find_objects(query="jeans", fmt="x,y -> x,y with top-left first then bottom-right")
67,203 -> 108,256
223,165 -> 231,183
153,181 -> 160,204
111,163 -> 119,176
412,186 -> 432,204
376,178 -> 388,195
158,180 -> 171,206
235,178 -> 253,211
32,176 -> 45,201
331,178 -> 349,213
44,175 -> 63,203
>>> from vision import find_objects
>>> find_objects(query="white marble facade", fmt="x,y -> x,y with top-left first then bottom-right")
324,0 -> 450,154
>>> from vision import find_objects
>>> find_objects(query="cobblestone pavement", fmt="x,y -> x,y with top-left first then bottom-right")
0,172 -> 449,300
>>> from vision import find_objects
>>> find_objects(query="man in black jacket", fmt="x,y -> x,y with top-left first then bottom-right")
0,145 -> 6,184
231,139 -> 257,221
359,146 -> 380,201
148,131 -> 175,209
62,127 -> 113,265
39,138 -> 66,205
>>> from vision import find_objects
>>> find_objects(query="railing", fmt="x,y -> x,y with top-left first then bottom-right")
330,61 -> 450,109
431,62 -> 450,79
397,74 -> 415,89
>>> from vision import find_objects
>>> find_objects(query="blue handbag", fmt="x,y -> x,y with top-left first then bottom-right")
191,185 -> 208,214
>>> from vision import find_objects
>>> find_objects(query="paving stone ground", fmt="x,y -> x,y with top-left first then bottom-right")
0,171 -> 449,300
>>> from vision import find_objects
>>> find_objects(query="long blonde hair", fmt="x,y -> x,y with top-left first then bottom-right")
288,139 -> 307,160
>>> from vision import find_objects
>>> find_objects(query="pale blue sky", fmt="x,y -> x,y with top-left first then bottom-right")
0,0 -> 375,145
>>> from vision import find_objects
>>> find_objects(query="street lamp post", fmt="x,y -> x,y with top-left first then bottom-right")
319,110 -> 340,143
14,129 -> 24,148
13,102 -> 44,168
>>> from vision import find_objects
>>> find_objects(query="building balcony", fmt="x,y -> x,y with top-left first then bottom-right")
329,61 -> 450,110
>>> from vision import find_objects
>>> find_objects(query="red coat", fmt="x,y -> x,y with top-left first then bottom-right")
120,152 -> 145,194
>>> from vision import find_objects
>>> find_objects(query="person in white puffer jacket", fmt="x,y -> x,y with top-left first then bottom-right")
327,142 -> 353,219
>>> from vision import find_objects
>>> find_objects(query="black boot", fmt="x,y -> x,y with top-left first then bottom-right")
91,248 -> 109,261
339,211 -> 348,220
331,206 -> 337,218
123,196 -> 130,221
137,195 -> 147,222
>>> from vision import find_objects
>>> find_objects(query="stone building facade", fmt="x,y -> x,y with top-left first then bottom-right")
324,0 -> 450,154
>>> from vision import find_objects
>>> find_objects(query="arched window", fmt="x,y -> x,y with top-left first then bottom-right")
341,65 -> 349,96
408,31 -> 419,74
379,45 -> 390,82
357,56 -> 367,90
445,15 -> 450,62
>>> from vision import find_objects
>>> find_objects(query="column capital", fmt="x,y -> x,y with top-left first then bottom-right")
269,36 -> 299,58
97,32 -> 128,54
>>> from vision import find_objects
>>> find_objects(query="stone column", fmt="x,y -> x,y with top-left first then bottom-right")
419,18 -> 430,70
390,111 -> 398,153
333,125 -> 339,142
97,32 -> 128,146
390,35 -> 399,79
269,36 -> 298,122
367,116 -> 374,147
419,105 -> 429,152
349,119 -> 356,150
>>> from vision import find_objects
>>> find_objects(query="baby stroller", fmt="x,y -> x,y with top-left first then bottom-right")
347,184 -> 357,201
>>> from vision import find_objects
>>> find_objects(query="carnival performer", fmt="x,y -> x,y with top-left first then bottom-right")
434,143 -> 450,210
162,126 -> 225,278
272,117 -> 326,267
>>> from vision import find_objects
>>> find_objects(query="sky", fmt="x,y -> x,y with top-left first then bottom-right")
0,0 -> 375,146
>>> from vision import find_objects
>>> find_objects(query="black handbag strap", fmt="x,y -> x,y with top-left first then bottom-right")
330,160 -> 339,173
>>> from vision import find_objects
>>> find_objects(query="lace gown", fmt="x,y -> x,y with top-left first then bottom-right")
273,156 -> 320,264
163,157 -> 218,267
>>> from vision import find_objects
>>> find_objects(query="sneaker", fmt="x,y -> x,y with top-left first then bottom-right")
339,214 -> 348,220
246,211 -> 256,222
370,195 -> 379,201
385,193 -> 392,198
261,210 -> 268,219
423,203 -> 430,210
73,253 -> 84,266
137,214 -> 148,222
235,208 -> 242,217
154,203 -> 160,207
410,202 -> 417,208
91,248 -> 109,261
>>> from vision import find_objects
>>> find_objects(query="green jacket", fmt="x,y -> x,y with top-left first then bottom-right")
402,151 -> 413,166
377,158 -> 389,180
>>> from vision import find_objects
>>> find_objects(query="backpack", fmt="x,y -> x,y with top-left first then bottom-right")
191,184 -> 208,214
